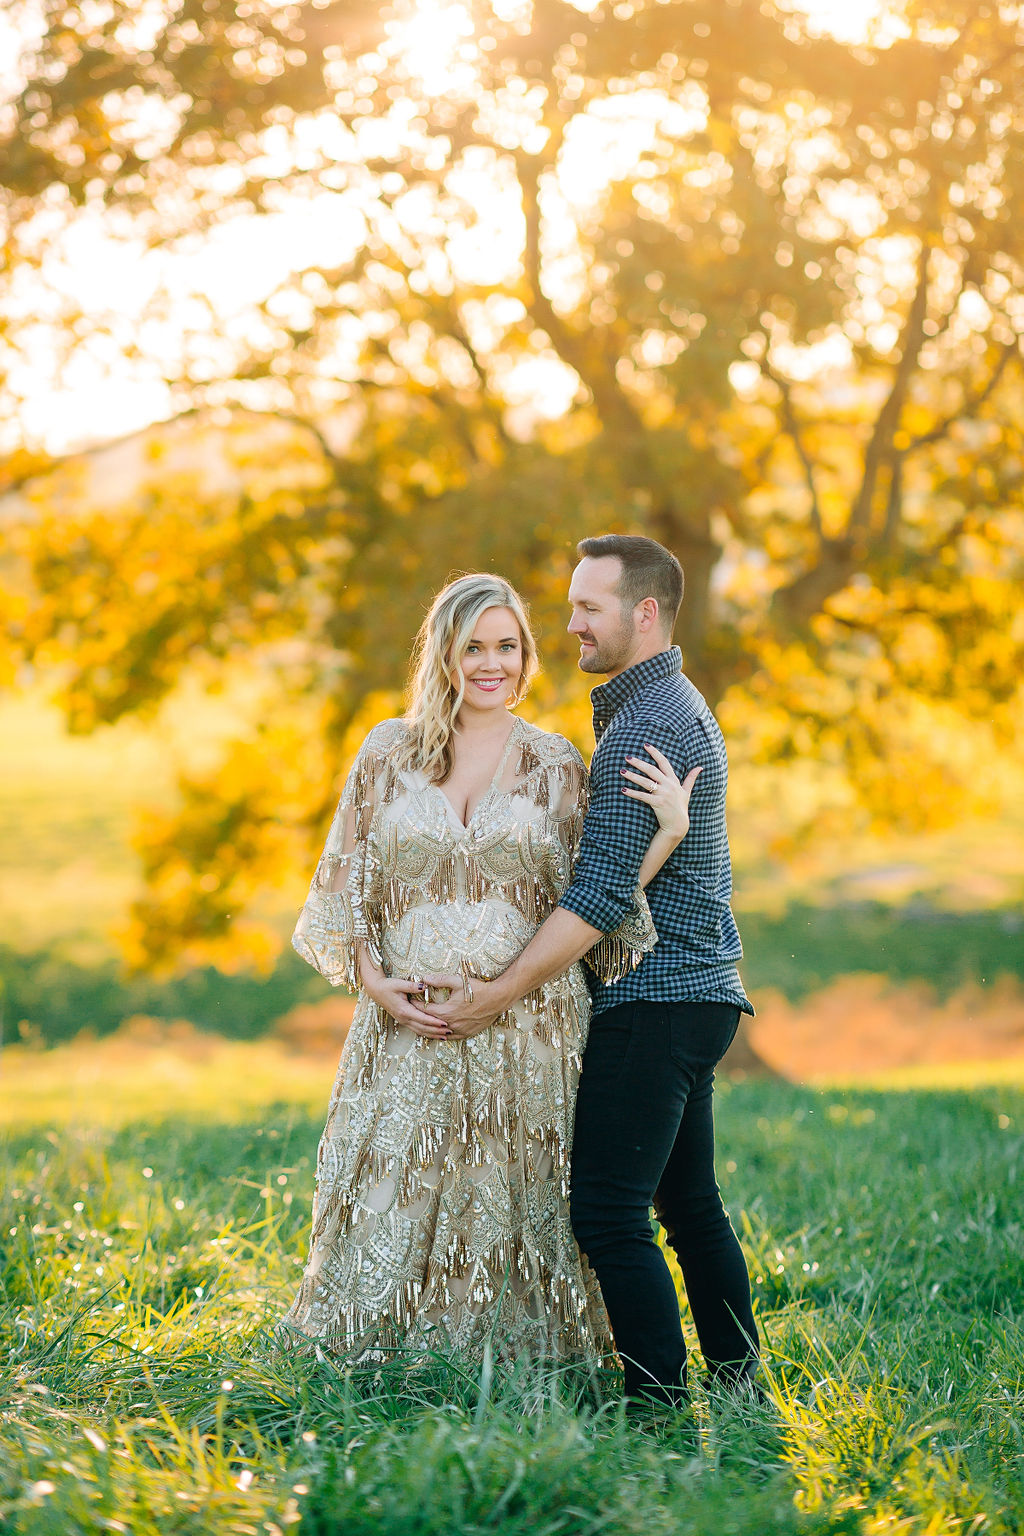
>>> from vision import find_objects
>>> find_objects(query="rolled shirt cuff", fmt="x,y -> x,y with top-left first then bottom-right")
557,880 -> 635,934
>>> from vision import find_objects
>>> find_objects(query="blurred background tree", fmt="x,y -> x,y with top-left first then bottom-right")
1,0 -> 1022,970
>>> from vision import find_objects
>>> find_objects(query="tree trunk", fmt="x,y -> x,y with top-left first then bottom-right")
649,506 -> 779,1080
650,507 -> 722,702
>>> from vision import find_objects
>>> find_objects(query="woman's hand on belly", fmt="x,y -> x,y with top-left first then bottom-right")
358,949 -> 453,1038
419,971 -> 506,1039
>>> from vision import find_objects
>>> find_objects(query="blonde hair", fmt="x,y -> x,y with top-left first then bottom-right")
402,573 -> 539,782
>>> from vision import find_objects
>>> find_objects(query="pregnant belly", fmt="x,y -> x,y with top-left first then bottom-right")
380,898 -> 537,981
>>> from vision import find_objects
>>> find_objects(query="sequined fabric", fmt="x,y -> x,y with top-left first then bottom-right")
281,715 -> 655,1363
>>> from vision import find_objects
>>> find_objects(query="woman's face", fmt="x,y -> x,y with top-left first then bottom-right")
455,606 -> 524,715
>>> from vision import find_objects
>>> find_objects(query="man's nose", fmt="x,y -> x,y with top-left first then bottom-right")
567,612 -> 584,634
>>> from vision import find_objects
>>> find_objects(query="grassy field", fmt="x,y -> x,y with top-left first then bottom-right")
2,1044 -> 1023,1534
3,689 -> 1024,1530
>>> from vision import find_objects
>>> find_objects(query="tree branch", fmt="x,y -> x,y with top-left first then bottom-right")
513,149 -> 647,444
848,241 -> 931,540
874,340 -> 1018,549
902,341 -> 1017,455
762,358 -> 824,543
767,247 -> 936,631
434,299 -> 514,451
0,405 -> 350,502
0,407 -> 203,499
882,451 -> 903,551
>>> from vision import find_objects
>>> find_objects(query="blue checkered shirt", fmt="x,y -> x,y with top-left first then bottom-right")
558,646 -> 753,1018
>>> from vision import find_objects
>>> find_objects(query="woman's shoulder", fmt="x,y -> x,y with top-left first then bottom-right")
516,719 -> 587,773
360,717 -> 411,755
342,719 -> 411,804
344,719 -> 412,784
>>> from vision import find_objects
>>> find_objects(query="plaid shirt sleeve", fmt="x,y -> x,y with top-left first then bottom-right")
558,715 -> 707,933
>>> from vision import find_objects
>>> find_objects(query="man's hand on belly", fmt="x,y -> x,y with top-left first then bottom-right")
358,949 -> 454,1038
419,973 -> 506,1038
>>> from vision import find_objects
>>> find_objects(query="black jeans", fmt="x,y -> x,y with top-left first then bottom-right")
569,1000 -> 759,1403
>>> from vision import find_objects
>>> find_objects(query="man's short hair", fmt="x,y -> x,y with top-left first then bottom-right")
577,534 -> 684,634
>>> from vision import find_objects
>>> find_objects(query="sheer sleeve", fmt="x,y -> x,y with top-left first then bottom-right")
551,744 -> 657,983
291,728 -> 390,989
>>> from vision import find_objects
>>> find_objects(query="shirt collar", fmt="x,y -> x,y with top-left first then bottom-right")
591,646 -> 682,740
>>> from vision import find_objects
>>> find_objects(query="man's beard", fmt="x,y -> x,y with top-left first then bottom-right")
578,619 -> 634,674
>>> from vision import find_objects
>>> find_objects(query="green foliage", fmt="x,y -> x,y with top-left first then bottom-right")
0,943 -> 323,1047
2,1077 -> 1023,1531
738,903 -> 1024,1001
3,904 -> 1022,1047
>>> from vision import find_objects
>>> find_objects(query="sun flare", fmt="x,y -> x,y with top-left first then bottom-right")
3,0 -> 912,453
392,0 -> 477,96
794,0 -> 888,43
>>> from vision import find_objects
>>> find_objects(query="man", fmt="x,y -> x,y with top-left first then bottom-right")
428,533 -> 759,1405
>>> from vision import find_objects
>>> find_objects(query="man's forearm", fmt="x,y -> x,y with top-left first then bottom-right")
492,906 -> 603,1009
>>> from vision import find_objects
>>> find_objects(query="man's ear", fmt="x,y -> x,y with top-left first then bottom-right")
635,597 -> 660,633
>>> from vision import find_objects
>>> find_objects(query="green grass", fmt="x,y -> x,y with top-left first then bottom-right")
2,1065 -> 1023,1533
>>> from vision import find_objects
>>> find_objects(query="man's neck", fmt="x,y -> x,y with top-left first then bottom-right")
602,640 -> 673,682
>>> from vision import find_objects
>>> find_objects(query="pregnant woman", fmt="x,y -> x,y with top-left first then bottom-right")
282,573 -> 697,1365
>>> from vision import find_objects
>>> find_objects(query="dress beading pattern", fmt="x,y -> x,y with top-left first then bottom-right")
281,715 -> 655,1362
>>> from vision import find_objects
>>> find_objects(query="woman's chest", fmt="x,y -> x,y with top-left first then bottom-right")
435,760 -> 501,829
374,778 -> 560,886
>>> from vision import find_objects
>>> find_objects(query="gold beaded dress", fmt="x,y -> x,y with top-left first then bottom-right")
281,715 -> 655,1363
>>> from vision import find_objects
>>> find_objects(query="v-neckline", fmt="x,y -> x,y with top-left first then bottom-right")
435,716 -> 521,833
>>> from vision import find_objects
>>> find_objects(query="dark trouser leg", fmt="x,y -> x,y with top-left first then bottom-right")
654,1056 -> 760,1381
569,1000 -> 758,1402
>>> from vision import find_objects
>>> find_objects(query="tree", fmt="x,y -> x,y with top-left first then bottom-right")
2,0 -> 1022,969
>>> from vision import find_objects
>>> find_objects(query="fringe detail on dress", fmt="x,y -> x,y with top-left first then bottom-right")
282,1229 -> 608,1362
364,849 -> 560,928
295,1055 -> 583,1320
378,874 -> 415,928
583,932 -> 646,985
352,1005 -> 389,1090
